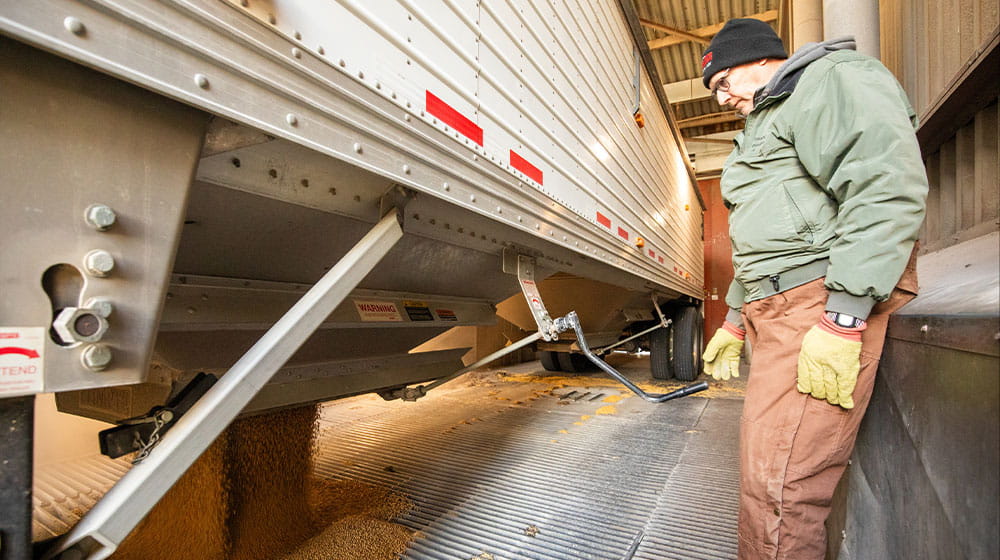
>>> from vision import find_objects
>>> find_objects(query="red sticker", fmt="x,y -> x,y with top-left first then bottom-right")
426,91 -> 483,146
617,227 -> 629,240
510,150 -> 543,184
596,212 -> 611,228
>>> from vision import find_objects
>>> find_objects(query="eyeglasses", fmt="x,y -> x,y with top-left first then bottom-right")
710,69 -> 731,97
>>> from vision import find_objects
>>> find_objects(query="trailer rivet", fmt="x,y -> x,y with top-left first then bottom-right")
291,47 -> 302,59
294,30 -> 302,40
403,165 -> 411,174
240,0 -> 248,7
267,13 -> 276,24
286,113 -> 298,126
84,250 -> 115,277
358,70 -> 365,79
81,344 -> 112,371
64,17 -> 86,36
469,194 -> 476,202
339,58 -> 346,67
496,206 -> 502,213
317,45 -> 325,55
353,143 -> 363,154
920,324 -> 929,333
85,204 -> 117,230
443,183 -> 450,191
194,73 -> 210,89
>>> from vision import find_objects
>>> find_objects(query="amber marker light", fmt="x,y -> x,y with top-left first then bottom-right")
633,112 -> 645,128
635,237 -> 645,248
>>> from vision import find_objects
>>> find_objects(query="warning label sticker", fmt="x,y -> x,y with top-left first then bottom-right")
403,300 -> 434,322
0,327 -> 45,396
353,300 -> 403,322
435,309 -> 458,321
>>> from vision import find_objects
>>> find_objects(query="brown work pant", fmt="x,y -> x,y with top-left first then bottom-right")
737,264 -> 917,559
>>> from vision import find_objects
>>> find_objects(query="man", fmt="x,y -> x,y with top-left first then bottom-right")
698,18 -> 927,559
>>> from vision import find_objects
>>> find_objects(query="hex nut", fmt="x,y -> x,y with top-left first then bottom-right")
53,307 -> 110,344
81,344 -> 113,371
84,250 -> 115,277
85,204 -> 117,230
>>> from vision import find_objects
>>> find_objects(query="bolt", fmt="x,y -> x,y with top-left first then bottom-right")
83,298 -> 114,318
286,113 -> 298,126
84,204 -> 117,230
84,250 -> 115,277
194,73 -> 210,89
291,47 -> 302,58
64,17 -> 86,36
81,344 -> 112,371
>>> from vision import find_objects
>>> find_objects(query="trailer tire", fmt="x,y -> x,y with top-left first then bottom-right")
540,351 -> 561,372
649,324 -> 672,380
557,352 -> 593,373
670,305 -> 703,382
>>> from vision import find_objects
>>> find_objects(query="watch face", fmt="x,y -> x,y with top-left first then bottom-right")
835,314 -> 858,328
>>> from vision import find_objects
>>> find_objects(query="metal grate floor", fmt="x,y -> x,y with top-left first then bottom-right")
31,357 -> 743,559
312,364 -> 742,560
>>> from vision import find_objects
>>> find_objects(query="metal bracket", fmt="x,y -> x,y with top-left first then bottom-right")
565,311 -> 707,403
98,372 -> 217,461
379,184 -> 415,221
502,247 -> 562,341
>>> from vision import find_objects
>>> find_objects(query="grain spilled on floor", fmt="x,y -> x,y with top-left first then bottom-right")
110,404 -> 414,560
281,515 -> 412,560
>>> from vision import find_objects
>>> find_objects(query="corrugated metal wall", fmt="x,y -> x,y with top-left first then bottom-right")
879,0 -> 999,251
920,101 -> 1000,252
880,0 -> 998,115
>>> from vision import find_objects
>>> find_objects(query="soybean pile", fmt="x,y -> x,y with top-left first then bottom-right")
111,405 -> 413,560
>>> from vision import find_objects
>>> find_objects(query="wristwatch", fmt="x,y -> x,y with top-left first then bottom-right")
827,311 -> 865,329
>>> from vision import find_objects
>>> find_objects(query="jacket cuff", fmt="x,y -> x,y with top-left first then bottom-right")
826,291 -> 877,320
725,308 -> 745,329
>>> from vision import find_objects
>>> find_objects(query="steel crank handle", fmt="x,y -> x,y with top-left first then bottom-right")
661,382 -> 709,400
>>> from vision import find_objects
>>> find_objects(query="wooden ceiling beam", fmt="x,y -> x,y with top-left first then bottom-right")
639,18 -> 712,46
677,111 -> 743,129
647,10 -> 779,51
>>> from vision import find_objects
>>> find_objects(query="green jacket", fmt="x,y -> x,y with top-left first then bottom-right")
722,48 -> 928,319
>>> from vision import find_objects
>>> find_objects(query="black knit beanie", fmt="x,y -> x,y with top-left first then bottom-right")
701,18 -> 788,88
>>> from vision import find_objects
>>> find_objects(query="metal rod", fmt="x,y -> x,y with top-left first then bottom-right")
46,211 -> 405,560
421,331 -> 544,392
566,312 -> 708,403
596,321 -> 666,354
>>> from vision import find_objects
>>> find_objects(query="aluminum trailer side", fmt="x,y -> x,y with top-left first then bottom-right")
0,1 -> 704,556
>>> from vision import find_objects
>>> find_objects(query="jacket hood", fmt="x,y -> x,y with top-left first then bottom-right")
756,37 -> 857,102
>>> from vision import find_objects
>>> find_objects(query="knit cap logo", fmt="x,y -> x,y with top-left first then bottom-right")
701,51 -> 713,70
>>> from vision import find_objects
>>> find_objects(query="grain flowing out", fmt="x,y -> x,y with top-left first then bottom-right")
110,403 -> 414,560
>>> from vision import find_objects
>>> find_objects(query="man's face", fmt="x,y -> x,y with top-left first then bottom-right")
709,61 -> 769,116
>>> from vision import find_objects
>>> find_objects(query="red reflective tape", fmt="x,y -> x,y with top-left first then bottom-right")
617,227 -> 629,240
596,212 -> 611,228
648,249 -> 655,258
510,150 -> 543,184
658,256 -> 664,263
426,91 -> 483,146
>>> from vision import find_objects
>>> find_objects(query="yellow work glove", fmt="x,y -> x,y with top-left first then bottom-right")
702,321 -> 745,380
796,314 -> 866,409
